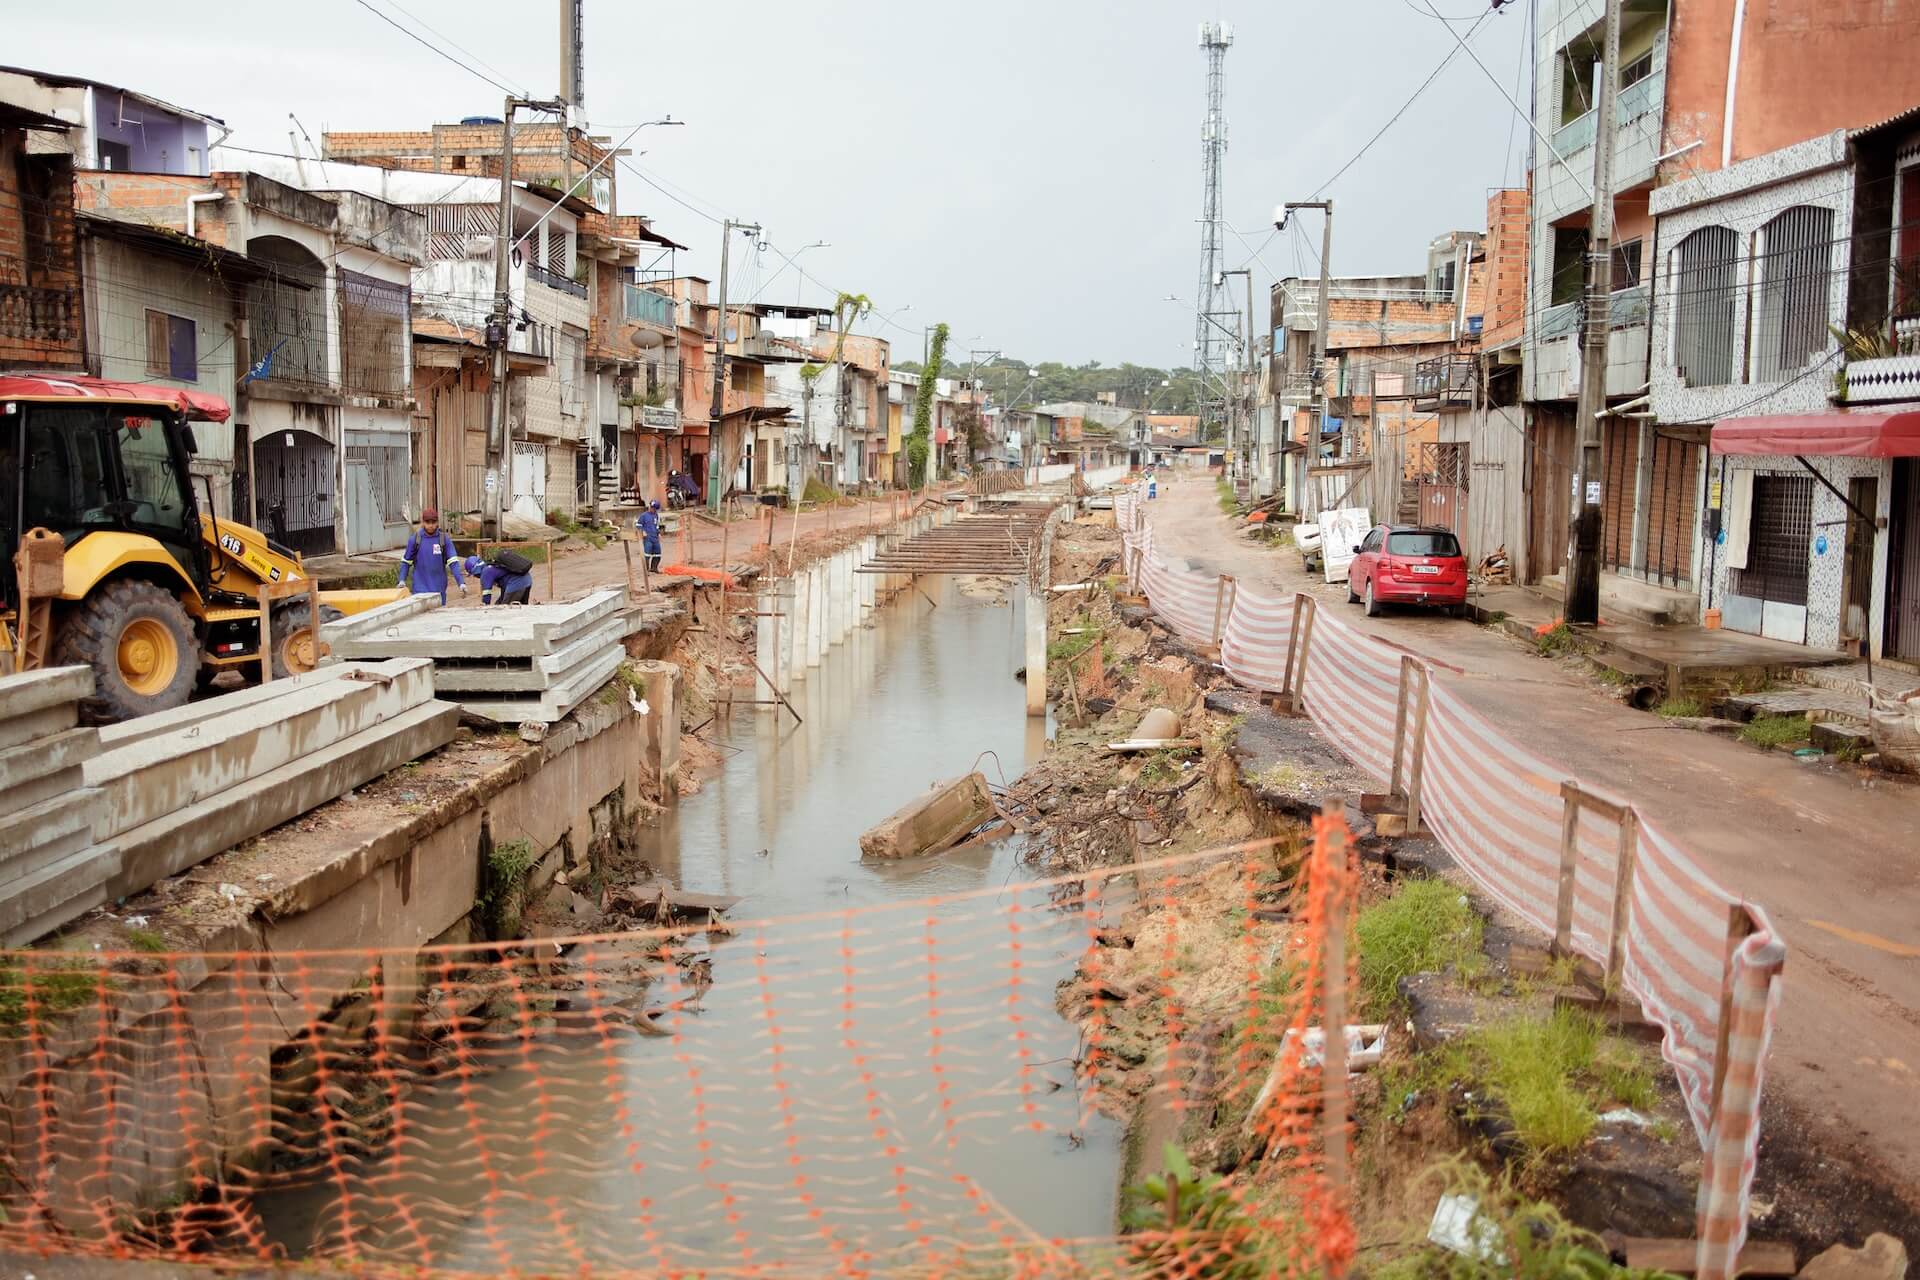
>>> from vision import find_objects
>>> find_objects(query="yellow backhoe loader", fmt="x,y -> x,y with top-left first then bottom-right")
1,376 -> 403,722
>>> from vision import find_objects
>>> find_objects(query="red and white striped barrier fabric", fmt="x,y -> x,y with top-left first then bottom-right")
1113,490 -> 1783,1280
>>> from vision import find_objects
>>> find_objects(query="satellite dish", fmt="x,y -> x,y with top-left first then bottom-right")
628,328 -> 666,350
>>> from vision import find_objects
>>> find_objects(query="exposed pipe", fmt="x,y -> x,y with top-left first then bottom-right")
185,191 -> 224,240
1721,0 -> 1749,168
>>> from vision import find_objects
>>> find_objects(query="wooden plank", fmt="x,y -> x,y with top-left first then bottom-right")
1605,809 -> 1640,992
1620,1237 -> 1796,1277
1390,656 -> 1414,798
1553,786 -> 1581,956
1405,666 -> 1431,835
1553,990 -> 1664,1044
1105,737 -> 1203,754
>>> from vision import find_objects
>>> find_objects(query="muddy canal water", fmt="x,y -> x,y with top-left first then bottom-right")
262,577 -> 1124,1273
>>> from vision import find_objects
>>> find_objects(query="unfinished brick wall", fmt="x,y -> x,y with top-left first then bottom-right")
70,170 -> 236,248
1478,188 -> 1530,350
323,126 -> 608,184
1,128 -> 84,370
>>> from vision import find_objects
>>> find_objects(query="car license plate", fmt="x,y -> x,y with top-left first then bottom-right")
1409,564 -> 1441,575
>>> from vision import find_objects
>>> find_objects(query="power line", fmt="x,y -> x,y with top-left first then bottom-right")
351,0 -> 523,97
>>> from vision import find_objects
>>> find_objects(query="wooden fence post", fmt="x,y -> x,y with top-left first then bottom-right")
1210,573 -> 1235,645
1290,594 -> 1318,708
1404,666 -> 1431,835
1390,656 -> 1415,798
1554,784 -> 1582,957
1605,809 -> 1640,992
1710,904 -> 1758,1115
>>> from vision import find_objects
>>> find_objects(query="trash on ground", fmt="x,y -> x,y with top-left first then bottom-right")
1427,1193 -> 1507,1264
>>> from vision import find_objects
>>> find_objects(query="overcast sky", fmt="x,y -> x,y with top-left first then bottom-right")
10,0 -> 1532,367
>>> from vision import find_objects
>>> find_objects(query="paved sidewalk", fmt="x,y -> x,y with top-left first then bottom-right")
1143,478 -> 1920,1208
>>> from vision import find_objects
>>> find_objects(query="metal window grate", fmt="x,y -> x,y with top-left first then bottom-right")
1674,226 -> 1739,388
1752,206 -> 1834,383
1730,474 -> 1812,606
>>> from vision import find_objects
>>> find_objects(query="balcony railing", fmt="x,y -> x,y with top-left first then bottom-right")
1536,285 -> 1650,344
1550,66 -> 1665,159
624,283 -> 675,328
1413,354 -> 1477,412
527,262 -> 588,299
0,282 -> 79,347
1843,353 -> 1920,404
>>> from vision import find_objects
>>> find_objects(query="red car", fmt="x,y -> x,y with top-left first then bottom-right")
1345,524 -> 1469,617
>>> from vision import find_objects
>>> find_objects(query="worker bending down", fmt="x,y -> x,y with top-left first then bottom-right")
463,554 -> 534,606
400,508 -> 468,603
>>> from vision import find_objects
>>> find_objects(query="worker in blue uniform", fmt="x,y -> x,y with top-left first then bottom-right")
637,501 -> 664,573
462,555 -> 534,606
400,508 -> 468,603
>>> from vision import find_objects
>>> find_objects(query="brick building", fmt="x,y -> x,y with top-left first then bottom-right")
0,97 -> 83,372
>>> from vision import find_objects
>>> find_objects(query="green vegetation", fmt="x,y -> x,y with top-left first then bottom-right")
801,476 -> 840,506
1389,1009 -> 1660,1160
359,565 -> 400,590
895,356 -> 1211,425
1740,714 -> 1810,749
480,838 -> 540,939
1654,696 -> 1705,719
908,323 -> 950,487
0,958 -> 110,1027
1533,623 -> 1576,657
124,928 -> 169,954
1216,480 -> 1238,513
1356,878 -> 1484,1013
1371,1159 -> 1681,1279
1120,1144 -> 1278,1279
1591,665 -> 1631,687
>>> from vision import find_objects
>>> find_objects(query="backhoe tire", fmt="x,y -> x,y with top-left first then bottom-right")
269,601 -> 346,681
52,579 -> 200,724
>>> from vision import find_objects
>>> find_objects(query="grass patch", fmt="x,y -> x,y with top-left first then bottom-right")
360,566 -> 400,590
1047,626 -> 1100,664
0,959 -> 112,1026
1534,623 -> 1576,657
1654,696 -> 1705,718
124,928 -> 169,954
801,476 -> 840,506
1592,665 -> 1631,687
1739,713 -> 1810,749
1255,762 -> 1305,792
1215,480 -> 1238,514
1355,878 -> 1483,1014
480,838 -> 540,939
1391,1009 -> 1662,1161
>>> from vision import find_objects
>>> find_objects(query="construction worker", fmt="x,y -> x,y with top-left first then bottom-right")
400,508 -> 468,603
462,555 -> 534,607
636,500 -> 664,573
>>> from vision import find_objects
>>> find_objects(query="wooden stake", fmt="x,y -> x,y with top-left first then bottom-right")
1555,785 -> 1581,957
1405,666 -> 1431,835
1710,904 -> 1756,1115
1605,809 -> 1640,992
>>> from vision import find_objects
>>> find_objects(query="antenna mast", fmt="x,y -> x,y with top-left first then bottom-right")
1193,21 -> 1236,441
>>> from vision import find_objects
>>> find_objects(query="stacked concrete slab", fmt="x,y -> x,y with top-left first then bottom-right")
0,668 -> 107,945
329,591 -> 628,724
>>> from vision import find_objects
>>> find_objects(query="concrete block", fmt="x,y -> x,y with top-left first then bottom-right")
0,667 -> 90,733
332,592 -> 624,660
0,702 -> 77,754
451,646 -> 626,724
96,661 -> 390,752
0,841 -> 125,947
319,593 -> 440,649
0,788 -> 95,869
0,725 -> 98,798
859,772 -> 994,859
429,616 -> 627,693
99,700 -> 462,911
630,659 -> 682,780
86,659 -> 436,842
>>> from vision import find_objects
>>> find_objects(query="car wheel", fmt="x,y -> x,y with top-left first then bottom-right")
1363,579 -> 1381,618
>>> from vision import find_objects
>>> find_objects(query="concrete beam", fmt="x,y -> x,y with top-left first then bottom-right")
332,591 -> 624,660
96,661 -> 392,752
0,727 -> 98,817
429,617 -> 627,693
95,700 -> 463,917
1025,588 -> 1048,718
450,646 -> 626,724
0,667 -> 90,740
629,659 -> 682,781
86,659 -> 437,842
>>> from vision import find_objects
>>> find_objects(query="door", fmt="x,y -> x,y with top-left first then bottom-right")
1638,432 -> 1699,587
1727,473 -> 1813,643
1414,442 -> 1467,547
343,434 -> 410,554
1350,526 -> 1385,595
1889,460 -> 1920,660
1527,407 -> 1576,583
1600,421 -> 1638,571
511,442 -> 546,505
1840,477 -> 1878,655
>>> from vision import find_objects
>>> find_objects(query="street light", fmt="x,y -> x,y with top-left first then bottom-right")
789,240 -> 829,305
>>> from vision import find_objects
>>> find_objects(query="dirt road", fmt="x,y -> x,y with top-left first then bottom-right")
1143,477 -> 1920,1209
443,492 -> 933,607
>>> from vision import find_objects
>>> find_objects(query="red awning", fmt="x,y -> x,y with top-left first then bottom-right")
1711,410 -> 1920,458
0,375 -> 231,423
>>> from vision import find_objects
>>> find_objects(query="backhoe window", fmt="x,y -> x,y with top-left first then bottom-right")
22,411 -> 115,541
116,414 -> 191,534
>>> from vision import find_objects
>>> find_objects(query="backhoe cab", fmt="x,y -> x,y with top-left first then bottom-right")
0,376 -> 402,723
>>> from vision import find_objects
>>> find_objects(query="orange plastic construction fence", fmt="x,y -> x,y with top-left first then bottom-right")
0,832 -> 1360,1278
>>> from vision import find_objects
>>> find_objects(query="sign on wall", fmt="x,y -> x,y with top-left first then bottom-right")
1321,507 -> 1373,585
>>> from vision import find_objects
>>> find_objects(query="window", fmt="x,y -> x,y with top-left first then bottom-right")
1752,206 -> 1834,382
1388,530 -> 1462,557
144,310 -> 197,381
1359,528 -> 1384,553
1893,165 -> 1920,317
114,412 -> 190,534
1611,239 -> 1642,290
95,139 -> 131,171
1620,47 -> 1656,89
1672,226 -> 1740,387
1551,227 -> 1589,307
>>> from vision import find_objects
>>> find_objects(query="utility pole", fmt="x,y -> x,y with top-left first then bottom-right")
484,96 -> 565,538
1221,267 -> 1254,485
706,218 -> 761,515
1566,0 -> 1623,625
1281,201 -> 1334,462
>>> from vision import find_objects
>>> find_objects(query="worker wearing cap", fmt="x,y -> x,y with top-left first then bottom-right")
400,508 -> 468,603
636,501 -> 664,573
462,554 -> 534,607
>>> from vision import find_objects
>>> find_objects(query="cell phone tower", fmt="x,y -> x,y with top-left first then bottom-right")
1193,21 -> 1236,439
